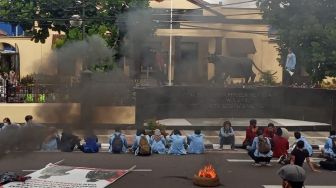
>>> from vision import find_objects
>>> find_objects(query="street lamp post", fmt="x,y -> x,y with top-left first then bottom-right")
69,0 -> 85,40
168,0 -> 173,86
81,0 -> 85,40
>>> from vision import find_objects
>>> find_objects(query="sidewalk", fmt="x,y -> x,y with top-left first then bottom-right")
74,129 -> 329,151
157,118 -> 331,131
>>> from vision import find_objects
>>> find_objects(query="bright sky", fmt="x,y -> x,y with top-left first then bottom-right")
203,0 -> 257,8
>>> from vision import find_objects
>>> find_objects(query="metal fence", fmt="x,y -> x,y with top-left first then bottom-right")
0,83 -> 135,105
0,84 -> 51,103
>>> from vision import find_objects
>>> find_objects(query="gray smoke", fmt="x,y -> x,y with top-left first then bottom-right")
0,125 -> 50,158
120,9 -> 157,81
34,35 -> 131,135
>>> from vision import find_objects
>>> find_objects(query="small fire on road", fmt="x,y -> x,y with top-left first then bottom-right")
193,164 -> 220,187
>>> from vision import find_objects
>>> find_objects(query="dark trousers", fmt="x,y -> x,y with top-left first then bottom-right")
219,135 -> 235,149
248,150 -> 272,163
283,70 -> 294,85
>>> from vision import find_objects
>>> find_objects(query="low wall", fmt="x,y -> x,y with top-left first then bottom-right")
136,86 -> 336,129
0,103 -> 135,125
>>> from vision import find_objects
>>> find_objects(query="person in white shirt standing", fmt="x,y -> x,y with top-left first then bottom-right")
285,48 -> 296,85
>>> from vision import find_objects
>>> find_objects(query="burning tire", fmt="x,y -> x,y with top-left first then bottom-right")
193,165 -> 220,187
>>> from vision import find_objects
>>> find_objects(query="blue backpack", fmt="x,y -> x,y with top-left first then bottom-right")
111,134 -> 123,153
83,137 -> 99,153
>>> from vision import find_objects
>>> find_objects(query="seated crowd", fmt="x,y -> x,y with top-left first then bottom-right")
1,116 -> 336,171
242,119 -> 336,171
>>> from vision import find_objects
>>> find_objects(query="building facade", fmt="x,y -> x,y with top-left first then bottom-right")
0,0 -> 281,84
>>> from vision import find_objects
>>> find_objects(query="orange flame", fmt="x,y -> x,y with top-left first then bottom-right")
197,164 -> 217,179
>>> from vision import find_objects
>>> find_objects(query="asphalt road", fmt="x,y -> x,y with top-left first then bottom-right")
0,152 -> 335,188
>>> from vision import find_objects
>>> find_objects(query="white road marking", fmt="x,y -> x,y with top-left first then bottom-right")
53,159 -> 64,165
264,186 -> 336,188
227,158 -> 322,163
23,168 -> 152,172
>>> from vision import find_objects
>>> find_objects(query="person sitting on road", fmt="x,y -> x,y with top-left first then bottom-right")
167,129 -> 187,155
0,118 -> 20,152
109,128 -> 128,154
293,131 -> 313,157
24,115 -> 34,126
272,127 -> 289,161
248,128 -> 273,166
280,127 -> 290,140
318,130 -> 336,171
263,123 -> 276,139
1,117 -> 19,131
187,129 -> 205,154
80,132 -> 101,153
290,140 -> 319,172
41,127 -> 60,151
277,164 -> 306,188
243,119 -> 258,150
219,121 -> 235,150
59,128 -> 81,152
322,130 -> 336,160
132,129 -> 151,156
150,129 -> 166,154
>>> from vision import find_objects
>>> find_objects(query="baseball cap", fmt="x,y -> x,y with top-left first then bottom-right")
277,165 -> 306,182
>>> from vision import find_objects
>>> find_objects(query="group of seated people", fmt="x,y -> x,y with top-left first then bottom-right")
109,128 -> 205,155
18,126 -> 206,156
238,119 -> 336,171
2,115 -> 336,171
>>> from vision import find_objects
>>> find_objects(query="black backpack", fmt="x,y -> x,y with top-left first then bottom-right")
111,134 -> 123,153
320,160 -> 336,171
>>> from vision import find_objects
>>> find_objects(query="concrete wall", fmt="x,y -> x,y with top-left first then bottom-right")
0,36 -> 53,77
0,103 -> 135,125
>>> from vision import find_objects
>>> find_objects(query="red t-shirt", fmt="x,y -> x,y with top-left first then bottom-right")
263,127 -> 276,138
243,127 -> 257,146
272,135 -> 289,158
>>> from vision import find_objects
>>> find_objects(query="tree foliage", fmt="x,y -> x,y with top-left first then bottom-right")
257,0 -> 336,83
0,0 -> 149,48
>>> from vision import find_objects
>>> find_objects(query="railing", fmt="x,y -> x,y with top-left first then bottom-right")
0,83 -> 135,105
0,85 -> 50,103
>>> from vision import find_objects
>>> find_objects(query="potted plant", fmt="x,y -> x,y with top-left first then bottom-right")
145,118 -> 167,137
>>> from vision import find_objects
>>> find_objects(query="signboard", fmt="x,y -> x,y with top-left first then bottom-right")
2,164 -> 130,188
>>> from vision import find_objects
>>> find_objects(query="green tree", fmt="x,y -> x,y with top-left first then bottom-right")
0,0 -> 149,48
257,0 -> 336,83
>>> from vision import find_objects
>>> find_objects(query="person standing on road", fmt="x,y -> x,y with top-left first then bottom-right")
277,164 -> 306,188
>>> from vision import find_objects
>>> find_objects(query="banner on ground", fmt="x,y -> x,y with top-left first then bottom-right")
2,164 -> 129,188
